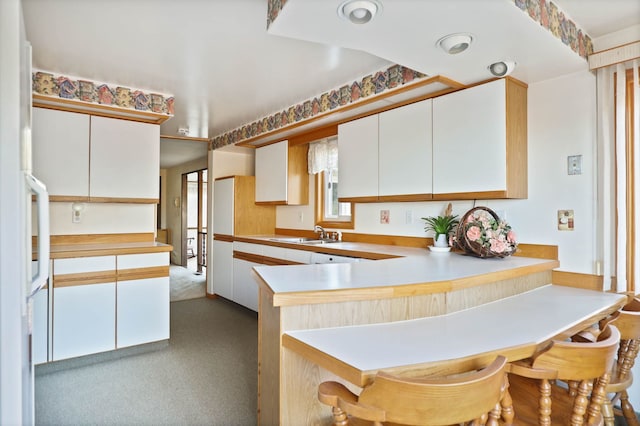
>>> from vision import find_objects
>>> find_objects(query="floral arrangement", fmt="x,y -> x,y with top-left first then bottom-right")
453,207 -> 517,258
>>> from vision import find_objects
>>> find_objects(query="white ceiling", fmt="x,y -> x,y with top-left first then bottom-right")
22,0 -> 639,168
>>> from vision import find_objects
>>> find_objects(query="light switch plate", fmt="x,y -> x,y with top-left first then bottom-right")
568,155 -> 582,175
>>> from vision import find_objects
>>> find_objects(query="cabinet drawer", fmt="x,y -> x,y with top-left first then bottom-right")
54,256 -> 115,275
117,252 -> 169,269
234,242 -> 263,256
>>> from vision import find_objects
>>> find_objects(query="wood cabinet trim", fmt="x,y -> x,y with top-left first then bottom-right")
213,234 -> 234,243
117,266 -> 170,281
53,270 -> 117,287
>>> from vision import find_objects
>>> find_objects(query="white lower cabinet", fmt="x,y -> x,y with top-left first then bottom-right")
31,288 -> 49,365
117,277 -> 169,348
233,258 -> 260,312
213,240 -> 234,300
53,282 -> 116,361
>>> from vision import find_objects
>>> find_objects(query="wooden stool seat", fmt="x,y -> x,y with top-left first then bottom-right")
599,296 -> 640,426
318,355 -> 509,426
504,324 -> 620,426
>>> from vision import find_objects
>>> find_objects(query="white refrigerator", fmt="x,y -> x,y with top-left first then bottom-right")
0,1 -> 50,424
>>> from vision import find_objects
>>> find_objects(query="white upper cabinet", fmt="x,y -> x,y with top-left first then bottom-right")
256,140 -> 288,203
255,140 -> 309,205
32,108 -> 90,197
213,177 -> 235,235
378,100 -> 433,200
432,78 -> 527,199
338,100 -> 433,202
338,114 -> 379,201
32,108 -> 160,202
89,116 -> 160,200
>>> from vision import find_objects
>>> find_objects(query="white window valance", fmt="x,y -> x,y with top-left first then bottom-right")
307,137 -> 338,174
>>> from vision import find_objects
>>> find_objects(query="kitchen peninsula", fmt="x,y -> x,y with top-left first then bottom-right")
250,239 -> 560,425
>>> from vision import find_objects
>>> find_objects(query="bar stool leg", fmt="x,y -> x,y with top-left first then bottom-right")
620,390 -> 640,426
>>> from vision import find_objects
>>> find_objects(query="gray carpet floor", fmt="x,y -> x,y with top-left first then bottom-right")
34,298 -> 258,426
170,264 -> 206,302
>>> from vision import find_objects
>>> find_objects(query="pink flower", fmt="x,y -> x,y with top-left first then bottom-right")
507,230 -> 517,243
466,226 -> 481,242
490,239 -> 507,253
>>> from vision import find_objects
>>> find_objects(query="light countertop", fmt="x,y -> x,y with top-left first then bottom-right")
240,235 -> 559,306
283,284 -> 626,386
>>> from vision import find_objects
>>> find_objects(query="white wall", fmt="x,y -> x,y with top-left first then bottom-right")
276,71 -> 598,273
44,203 -> 155,235
159,168 -> 167,229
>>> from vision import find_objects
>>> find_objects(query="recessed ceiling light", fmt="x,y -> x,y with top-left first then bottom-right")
437,33 -> 473,55
338,0 -> 382,25
488,61 -> 517,77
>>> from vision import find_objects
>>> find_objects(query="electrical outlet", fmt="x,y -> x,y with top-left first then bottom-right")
405,210 -> 413,224
568,155 -> 582,175
298,211 -> 304,223
380,210 -> 390,224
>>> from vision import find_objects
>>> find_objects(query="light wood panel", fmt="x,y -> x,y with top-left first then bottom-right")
234,176 -> 277,235
117,266 -> 170,281
505,76 -> 528,198
552,270 -> 603,291
53,270 -> 117,287
258,288 -> 281,426
286,143 -> 309,205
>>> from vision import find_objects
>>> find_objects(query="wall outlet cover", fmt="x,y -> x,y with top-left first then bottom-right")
380,210 -> 390,224
558,210 -> 574,231
568,155 -> 582,175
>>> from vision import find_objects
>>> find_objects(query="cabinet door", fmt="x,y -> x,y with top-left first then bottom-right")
213,178 -> 235,235
116,252 -> 170,347
378,100 -> 433,198
89,116 -> 160,200
338,115 -> 379,200
233,258 -> 259,312
32,108 -> 90,197
52,282 -> 116,360
212,240 -> 233,299
433,79 -> 507,195
52,256 -> 116,361
117,277 -> 169,348
255,140 -> 288,203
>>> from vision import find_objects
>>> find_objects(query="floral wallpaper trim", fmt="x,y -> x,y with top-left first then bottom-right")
511,0 -> 593,59
211,64 -> 427,150
266,0 -> 287,29
32,70 -> 175,116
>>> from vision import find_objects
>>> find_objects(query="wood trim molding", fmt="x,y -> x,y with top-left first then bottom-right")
48,196 -> 159,204
513,244 -> 558,260
213,234 -> 234,243
552,271 -> 603,292
50,233 -> 155,245
33,94 -> 171,124
117,266 -> 170,281
234,250 -> 304,266
432,191 -> 508,201
160,134 -> 209,142
377,194 -> 433,203
53,270 -> 117,287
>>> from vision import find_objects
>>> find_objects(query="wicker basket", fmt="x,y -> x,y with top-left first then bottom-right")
453,206 -> 516,258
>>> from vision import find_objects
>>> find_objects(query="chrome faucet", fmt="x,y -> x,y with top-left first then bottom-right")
314,225 -> 326,239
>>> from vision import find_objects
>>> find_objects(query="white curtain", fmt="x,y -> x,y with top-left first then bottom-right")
307,137 -> 338,174
597,59 -> 640,292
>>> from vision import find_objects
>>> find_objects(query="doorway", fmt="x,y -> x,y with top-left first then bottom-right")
182,169 -> 207,276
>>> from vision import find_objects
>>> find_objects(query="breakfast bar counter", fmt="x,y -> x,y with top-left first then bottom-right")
250,241 -> 563,425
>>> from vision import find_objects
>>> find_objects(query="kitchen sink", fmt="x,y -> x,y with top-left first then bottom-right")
269,237 -> 338,244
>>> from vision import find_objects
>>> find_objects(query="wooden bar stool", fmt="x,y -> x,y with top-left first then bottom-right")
598,296 -> 640,426
505,324 -> 620,425
318,355 -> 509,426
